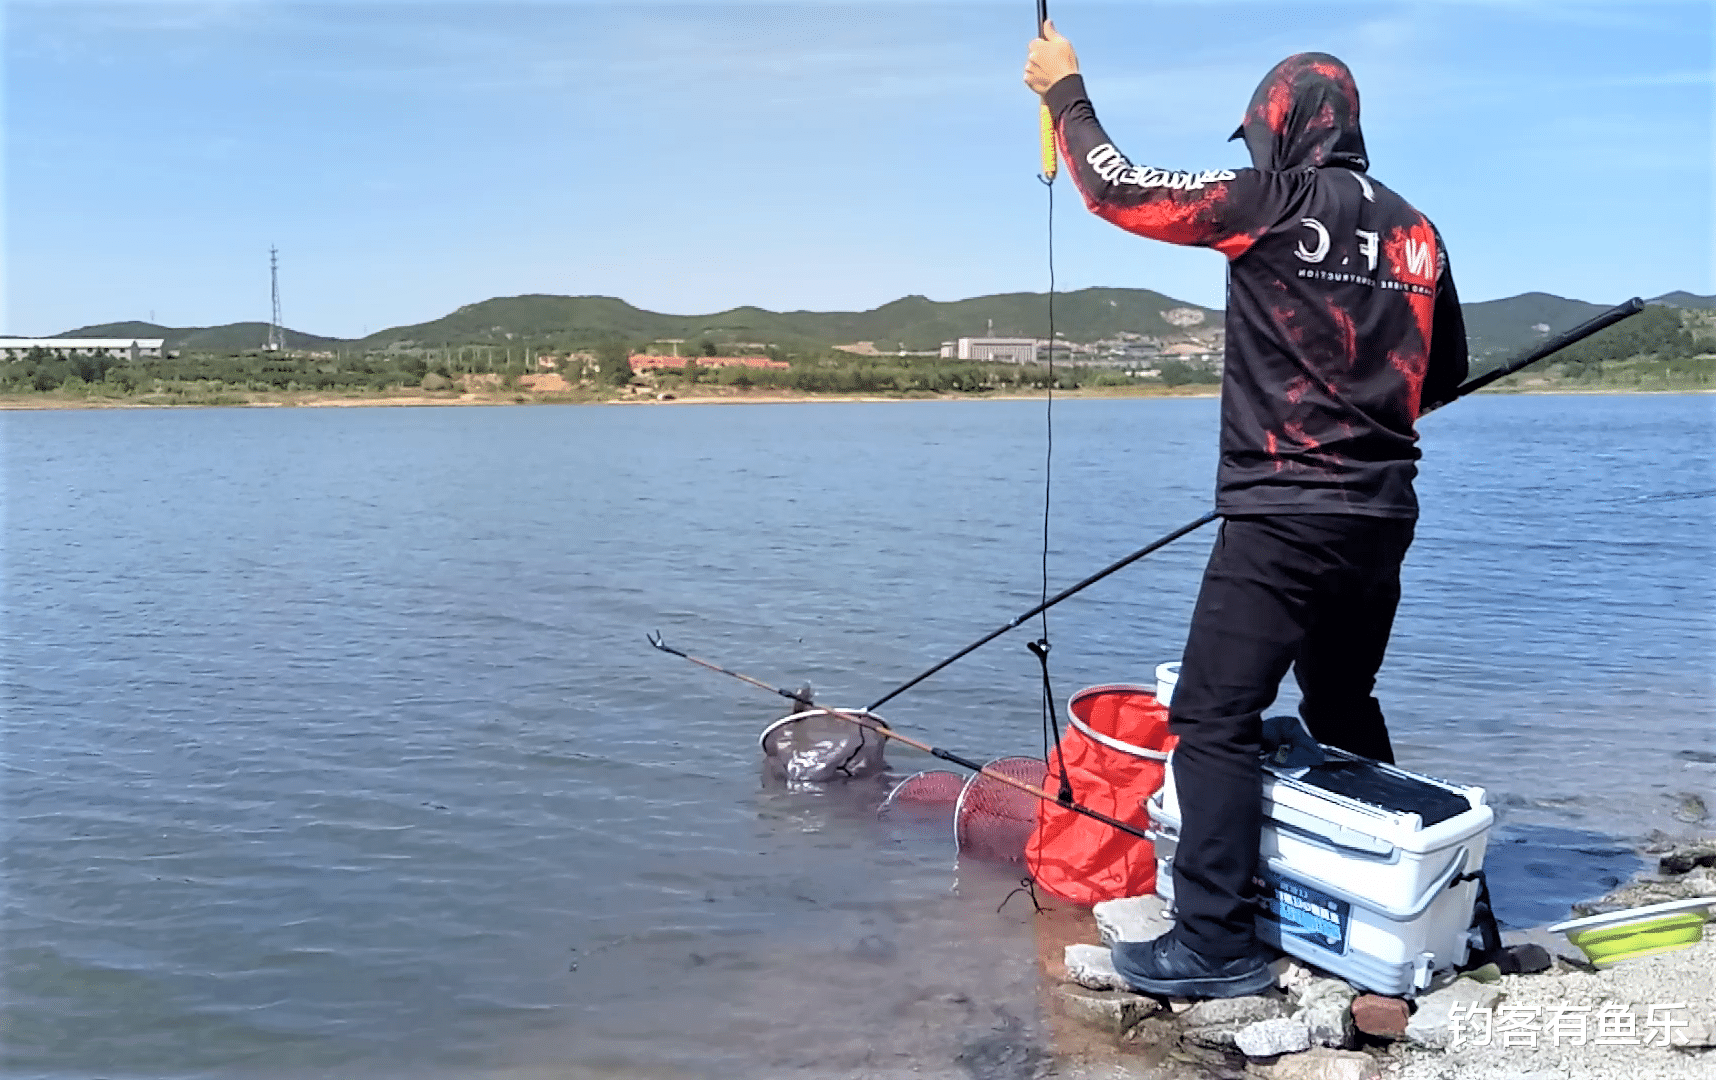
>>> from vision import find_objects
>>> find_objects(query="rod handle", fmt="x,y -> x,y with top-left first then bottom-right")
1040,103 -> 1058,181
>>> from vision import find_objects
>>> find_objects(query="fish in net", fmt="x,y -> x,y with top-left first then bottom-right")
758,688 -> 889,783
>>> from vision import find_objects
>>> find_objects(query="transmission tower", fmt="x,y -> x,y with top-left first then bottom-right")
266,246 -> 284,352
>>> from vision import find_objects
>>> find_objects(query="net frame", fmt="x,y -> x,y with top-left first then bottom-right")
880,769 -> 965,811
954,756 -> 1048,866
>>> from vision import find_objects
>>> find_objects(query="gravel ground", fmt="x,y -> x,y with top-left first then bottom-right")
1391,925 -> 1716,1080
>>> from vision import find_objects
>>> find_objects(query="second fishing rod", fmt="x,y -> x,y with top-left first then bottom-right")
863,296 -> 1646,714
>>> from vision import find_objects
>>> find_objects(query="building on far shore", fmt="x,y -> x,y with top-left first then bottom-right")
0,338 -> 166,361
629,354 -> 789,372
938,337 -> 1040,364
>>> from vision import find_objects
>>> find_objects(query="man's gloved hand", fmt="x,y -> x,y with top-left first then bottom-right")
1261,715 -> 1326,771
1024,19 -> 1080,96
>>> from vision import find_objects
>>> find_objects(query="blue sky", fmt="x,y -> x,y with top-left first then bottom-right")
4,1 -> 1711,338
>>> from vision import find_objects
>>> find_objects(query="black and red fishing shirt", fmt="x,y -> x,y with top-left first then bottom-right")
1044,53 -> 1468,519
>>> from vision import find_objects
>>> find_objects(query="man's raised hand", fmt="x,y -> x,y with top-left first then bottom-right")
1024,20 -> 1079,96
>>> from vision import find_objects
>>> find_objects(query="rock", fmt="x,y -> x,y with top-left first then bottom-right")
1272,956 -> 1317,996
1499,942 -> 1552,975
1571,866 -> 1716,915
1121,1014 -> 1180,1047
1182,993 -> 1288,1028
1181,994 -> 1287,1049
1403,979 -> 1503,1049
1659,839 -> 1716,875
1053,984 -> 1160,1034
1683,865 -> 1716,894
1673,792 -> 1708,824
1297,978 -> 1357,1048
1235,1015 -> 1312,1058
1063,944 -> 1131,991
1093,893 -> 1173,946
1678,1012 -> 1715,1050
1350,995 -> 1410,1039
1254,1047 -> 1381,1080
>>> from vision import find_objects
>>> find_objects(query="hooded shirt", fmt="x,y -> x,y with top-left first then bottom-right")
1044,54 -> 1468,518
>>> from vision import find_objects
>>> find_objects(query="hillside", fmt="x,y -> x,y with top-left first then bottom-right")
352,287 -> 1224,352
1651,291 -> 1716,310
62,320 -> 345,353
1458,293 -> 1616,364
44,287 -> 1709,363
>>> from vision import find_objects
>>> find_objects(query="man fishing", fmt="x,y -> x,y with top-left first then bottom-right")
1025,26 -> 1469,998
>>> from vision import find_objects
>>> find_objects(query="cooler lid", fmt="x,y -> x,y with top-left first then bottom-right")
1273,753 -> 1473,828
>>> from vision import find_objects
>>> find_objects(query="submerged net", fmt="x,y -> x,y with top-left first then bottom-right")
954,756 -> 1047,866
882,770 -> 965,809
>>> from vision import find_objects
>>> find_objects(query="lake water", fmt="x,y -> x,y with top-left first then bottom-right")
3,395 -> 1712,1079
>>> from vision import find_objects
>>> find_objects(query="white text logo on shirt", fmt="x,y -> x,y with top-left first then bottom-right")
1086,144 -> 1236,191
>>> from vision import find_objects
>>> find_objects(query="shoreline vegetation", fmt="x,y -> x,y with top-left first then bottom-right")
4,381 -> 1714,411
6,299 -> 1711,410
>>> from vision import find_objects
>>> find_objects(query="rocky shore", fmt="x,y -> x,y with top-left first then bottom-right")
1046,838 -> 1716,1079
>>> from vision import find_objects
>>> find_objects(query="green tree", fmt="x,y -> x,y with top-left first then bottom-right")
593,340 -> 634,386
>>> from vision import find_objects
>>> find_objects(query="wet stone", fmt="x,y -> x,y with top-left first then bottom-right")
1062,943 -> 1132,991
1571,866 -> 1716,916
1659,839 -> 1716,875
1052,984 -> 1160,1034
1092,893 -> 1173,946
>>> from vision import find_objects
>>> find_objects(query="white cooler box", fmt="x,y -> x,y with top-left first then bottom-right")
1148,746 -> 1494,996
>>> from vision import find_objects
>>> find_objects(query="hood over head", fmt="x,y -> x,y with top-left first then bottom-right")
1228,53 -> 1368,173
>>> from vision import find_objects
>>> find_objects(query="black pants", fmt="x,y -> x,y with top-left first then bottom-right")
1167,513 -> 1416,959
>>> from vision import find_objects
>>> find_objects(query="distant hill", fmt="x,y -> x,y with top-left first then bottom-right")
1459,291 -> 1714,369
52,286 -> 1709,359
61,320 -> 346,353
354,288 -> 1224,352
1458,292 -> 1616,363
1651,291 -> 1716,310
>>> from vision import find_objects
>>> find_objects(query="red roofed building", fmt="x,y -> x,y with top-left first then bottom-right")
629,355 -> 790,372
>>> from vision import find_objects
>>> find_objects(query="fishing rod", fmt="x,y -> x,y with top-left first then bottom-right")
861,296 -> 1647,713
867,511 -> 1216,712
645,632 -> 1151,841
647,630 -> 827,711
649,302 -> 1650,846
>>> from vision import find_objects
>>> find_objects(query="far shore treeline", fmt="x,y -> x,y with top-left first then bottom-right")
4,289 -> 1712,406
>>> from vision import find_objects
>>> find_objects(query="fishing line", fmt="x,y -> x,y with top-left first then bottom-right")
1034,15 -> 1073,805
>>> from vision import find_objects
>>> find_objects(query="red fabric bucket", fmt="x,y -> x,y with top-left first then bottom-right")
1026,685 -> 1177,906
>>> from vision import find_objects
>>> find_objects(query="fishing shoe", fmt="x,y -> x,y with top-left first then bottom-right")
1110,931 -> 1275,999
